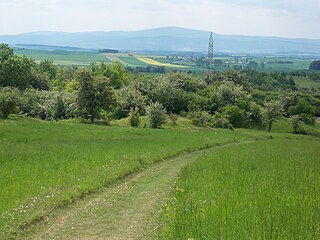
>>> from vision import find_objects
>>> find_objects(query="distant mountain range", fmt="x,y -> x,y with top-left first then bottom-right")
1,27 -> 320,55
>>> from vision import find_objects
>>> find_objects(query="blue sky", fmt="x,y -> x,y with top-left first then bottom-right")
1,0 -> 319,38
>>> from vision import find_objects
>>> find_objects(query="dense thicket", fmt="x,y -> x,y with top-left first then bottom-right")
0,44 -> 319,132
309,60 -> 320,71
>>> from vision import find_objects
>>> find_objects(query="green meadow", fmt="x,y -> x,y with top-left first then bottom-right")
158,138 -> 320,239
0,119 -> 262,237
294,76 -> 320,89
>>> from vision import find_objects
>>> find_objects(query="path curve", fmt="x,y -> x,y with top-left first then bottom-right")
29,142 -> 253,240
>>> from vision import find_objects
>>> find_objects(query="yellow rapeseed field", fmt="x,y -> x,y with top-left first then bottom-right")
137,57 -> 185,68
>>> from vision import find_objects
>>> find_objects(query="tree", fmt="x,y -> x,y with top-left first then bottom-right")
38,60 -> 57,80
288,98 -> 315,124
0,44 -> 34,90
213,59 -> 223,68
309,60 -> 320,70
30,71 -> 50,90
216,81 -> 249,106
147,75 -> 190,114
77,69 -> 115,123
147,102 -> 166,128
265,100 -> 283,132
94,61 -> 129,89
247,102 -> 264,126
247,61 -> 258,70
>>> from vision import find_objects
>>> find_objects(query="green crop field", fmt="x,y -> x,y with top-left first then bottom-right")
0,119 -> 266,237
294,76 -> 320,89
15,49 -> 110,65
158,138 -> 320,239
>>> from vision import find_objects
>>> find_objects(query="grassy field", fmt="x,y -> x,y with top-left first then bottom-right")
294,76 -> 320,89
15,49 -> 110,65
0,119 -> 264,237
158,138 -> 320,239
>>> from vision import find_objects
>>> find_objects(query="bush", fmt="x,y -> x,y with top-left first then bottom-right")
147,102 -> 166,128
309,60 -> 320,70
290,115 -> 306,134
288,99 -> 315,124
223,105 -> 245,128
129,107 -> 140,127
117,86 -> 147,118
247,102 -> 264,126
0,87 -> 21,118
21,89 -> 76,120
188,111 -> 213,127
168,113 -> 178,126
212,112 -> 232,129
300,113 -> 315,125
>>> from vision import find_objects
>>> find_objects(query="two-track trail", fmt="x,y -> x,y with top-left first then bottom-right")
29,141 -> 253,240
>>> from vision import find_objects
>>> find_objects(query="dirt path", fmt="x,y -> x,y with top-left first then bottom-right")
30,142 -> 252,240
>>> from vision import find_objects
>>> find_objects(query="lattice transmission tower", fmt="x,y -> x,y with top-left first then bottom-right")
208,32 -> 214,69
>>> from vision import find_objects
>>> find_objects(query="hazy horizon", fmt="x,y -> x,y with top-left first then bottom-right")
1,0 -> 320,39
1,26 -> 320,41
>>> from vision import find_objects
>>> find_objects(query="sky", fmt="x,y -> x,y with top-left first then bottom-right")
0,0 -> 320,39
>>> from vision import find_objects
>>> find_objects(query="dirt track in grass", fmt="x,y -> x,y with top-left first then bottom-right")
29,142 -> 252,240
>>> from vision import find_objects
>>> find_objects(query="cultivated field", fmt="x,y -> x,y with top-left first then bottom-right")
15,49 -> 110,66
137,57 -> 186,68
158,138 -> 320,239
15,49 -> 315,73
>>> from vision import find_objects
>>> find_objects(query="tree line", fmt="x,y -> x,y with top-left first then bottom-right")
0,44 -> 319,133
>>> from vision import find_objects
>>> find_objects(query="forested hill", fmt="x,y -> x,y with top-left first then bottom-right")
1,27 -> 320,54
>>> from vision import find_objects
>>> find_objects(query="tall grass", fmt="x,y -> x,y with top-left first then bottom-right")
159,138 -> 320,239
0,119 -> 257,237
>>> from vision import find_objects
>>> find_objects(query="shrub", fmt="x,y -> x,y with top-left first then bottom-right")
21,89 -> 76,120
129,107 -> 140,127
223,105 -> 245,128
290,115 -> 306,134
288,98 -> 315,124
300,113 -> 315,125
212,112 -> 232,129
188,111 -> 213,127
117,86 -> 147,118
0,87 -> 21,118
309,60 -> 320,70
168,113 -> 178,126
147,102 -> 166,128
247,102 -> 264,126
